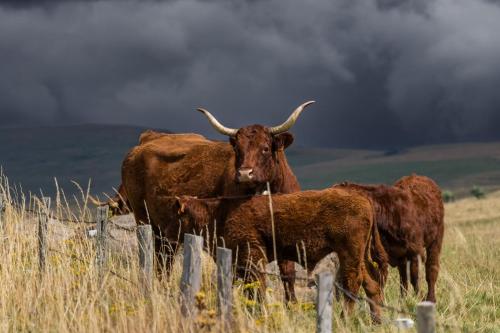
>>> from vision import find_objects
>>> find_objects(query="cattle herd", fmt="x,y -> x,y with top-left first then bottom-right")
95,101 -> 444,323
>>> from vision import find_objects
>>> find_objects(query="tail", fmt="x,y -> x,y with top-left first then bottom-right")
369,219 -> 389,287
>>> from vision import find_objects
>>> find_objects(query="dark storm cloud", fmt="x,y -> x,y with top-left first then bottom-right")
1,0 -> 500,148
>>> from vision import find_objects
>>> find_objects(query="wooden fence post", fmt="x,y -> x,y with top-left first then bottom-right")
38,197 -> 51,275
316,272 -> 334,333
417,301 -> 436,333
96,206 -> 109,284
137,224 -> 154,295
217,247 -> 233,326
180,233 -> 203,316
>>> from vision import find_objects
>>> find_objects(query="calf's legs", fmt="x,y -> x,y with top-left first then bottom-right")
409,255 -> 420,295
278,260 -> 297,303
425,241 -> 442,302
337,246 -> 382,323
236,244 -> 268,302
153,226 -> 178,278
397,261 -> 409,297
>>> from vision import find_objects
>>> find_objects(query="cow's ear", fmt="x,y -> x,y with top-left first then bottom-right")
229,136 -> 236,146
273,132 -> 294,150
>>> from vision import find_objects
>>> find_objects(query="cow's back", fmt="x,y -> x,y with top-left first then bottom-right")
221,187 -> 373,270
122,133 -> 236,226
394,174 -> 444,247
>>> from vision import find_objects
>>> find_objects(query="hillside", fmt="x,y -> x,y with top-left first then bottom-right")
1,125 -> 500,198
290,143 -> 500,196
0,125 -> 167,197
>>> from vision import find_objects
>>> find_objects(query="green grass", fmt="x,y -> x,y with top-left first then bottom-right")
296,157 -> 500,191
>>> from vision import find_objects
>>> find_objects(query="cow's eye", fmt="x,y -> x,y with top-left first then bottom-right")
262,146 -> 270,154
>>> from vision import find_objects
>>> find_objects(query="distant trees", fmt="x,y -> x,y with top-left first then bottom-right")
442,186 -> 487,202
442,190 -> 455,203
470,186 -> 486,199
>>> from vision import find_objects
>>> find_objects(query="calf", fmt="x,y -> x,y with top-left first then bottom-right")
335,174 -> 444,302
175,188 -> 386,322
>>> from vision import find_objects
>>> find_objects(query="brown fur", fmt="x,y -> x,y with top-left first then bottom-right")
120,128 -> 300,299
335,174 -> 444,302
176,188 -> 385,322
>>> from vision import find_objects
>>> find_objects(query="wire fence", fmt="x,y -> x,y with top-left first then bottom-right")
3,193 -> 462,332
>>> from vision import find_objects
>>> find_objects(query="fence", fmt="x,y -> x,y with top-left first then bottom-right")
24,196 -> 439,333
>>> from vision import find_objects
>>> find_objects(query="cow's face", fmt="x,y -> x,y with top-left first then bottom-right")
197,100 -> 314,191
230,125 -> 294,188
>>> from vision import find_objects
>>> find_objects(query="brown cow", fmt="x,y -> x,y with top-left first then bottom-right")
335,174 -> 444,302
121,101 -> 314,301
175,188 -> 386,322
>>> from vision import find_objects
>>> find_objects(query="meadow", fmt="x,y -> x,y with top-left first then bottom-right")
0,174 -> 499,332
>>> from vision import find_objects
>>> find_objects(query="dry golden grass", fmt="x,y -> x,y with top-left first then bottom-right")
0,174 -> 498,332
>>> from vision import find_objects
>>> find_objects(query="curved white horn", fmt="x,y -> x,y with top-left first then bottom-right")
269,100 -> 315,135
197,108 -> 238,136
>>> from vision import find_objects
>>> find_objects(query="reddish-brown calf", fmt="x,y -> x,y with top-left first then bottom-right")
176,187 -> 386,322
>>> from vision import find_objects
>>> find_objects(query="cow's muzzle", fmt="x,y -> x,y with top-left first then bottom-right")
237,168 -> 254,182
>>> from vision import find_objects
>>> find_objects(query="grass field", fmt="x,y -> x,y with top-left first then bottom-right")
0,174 -> 499,332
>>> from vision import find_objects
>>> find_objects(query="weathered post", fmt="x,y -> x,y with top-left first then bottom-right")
38,197 -> 51,275
137,224 -> 154,295
417,301 -> 436,333
180,233 -> 203,316
96,206 -> 109,284
316,272 -> 334,333
217,247 -> 233,326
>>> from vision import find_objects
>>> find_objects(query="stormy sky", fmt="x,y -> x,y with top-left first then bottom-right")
1,0 -> 500,148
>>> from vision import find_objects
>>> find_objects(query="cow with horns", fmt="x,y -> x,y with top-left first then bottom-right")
112,101 -> 314,301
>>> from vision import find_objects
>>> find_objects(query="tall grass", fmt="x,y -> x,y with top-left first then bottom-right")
0,174 -> 498,332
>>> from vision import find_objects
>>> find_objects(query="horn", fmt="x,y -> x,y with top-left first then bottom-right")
197,108 -> 238,136
89,195 -> 119,208
269,100 -> 315,135
89,195 -> 107,207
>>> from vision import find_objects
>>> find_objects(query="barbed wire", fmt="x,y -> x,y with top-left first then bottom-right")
22,206 -> 138,232
8,199 -> 469,330
48,247 -> 138,287
236,264 -> 413,316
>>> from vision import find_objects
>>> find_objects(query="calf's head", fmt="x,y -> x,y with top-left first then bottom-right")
175,196 -> 217,234
198,101 -> 314,190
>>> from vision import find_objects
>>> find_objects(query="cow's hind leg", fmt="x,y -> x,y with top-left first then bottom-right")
425,241 -> 442,302
410,255 -> 421,296
278,260 -> 297,303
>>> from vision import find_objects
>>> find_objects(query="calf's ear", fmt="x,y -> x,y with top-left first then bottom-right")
273,132 -> 294,150
174,196 -> 185,214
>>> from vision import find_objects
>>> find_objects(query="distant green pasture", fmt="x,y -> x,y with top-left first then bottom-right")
294,157 -> 500,190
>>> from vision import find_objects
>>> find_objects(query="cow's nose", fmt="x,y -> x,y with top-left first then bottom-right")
238,168 -> 254,182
